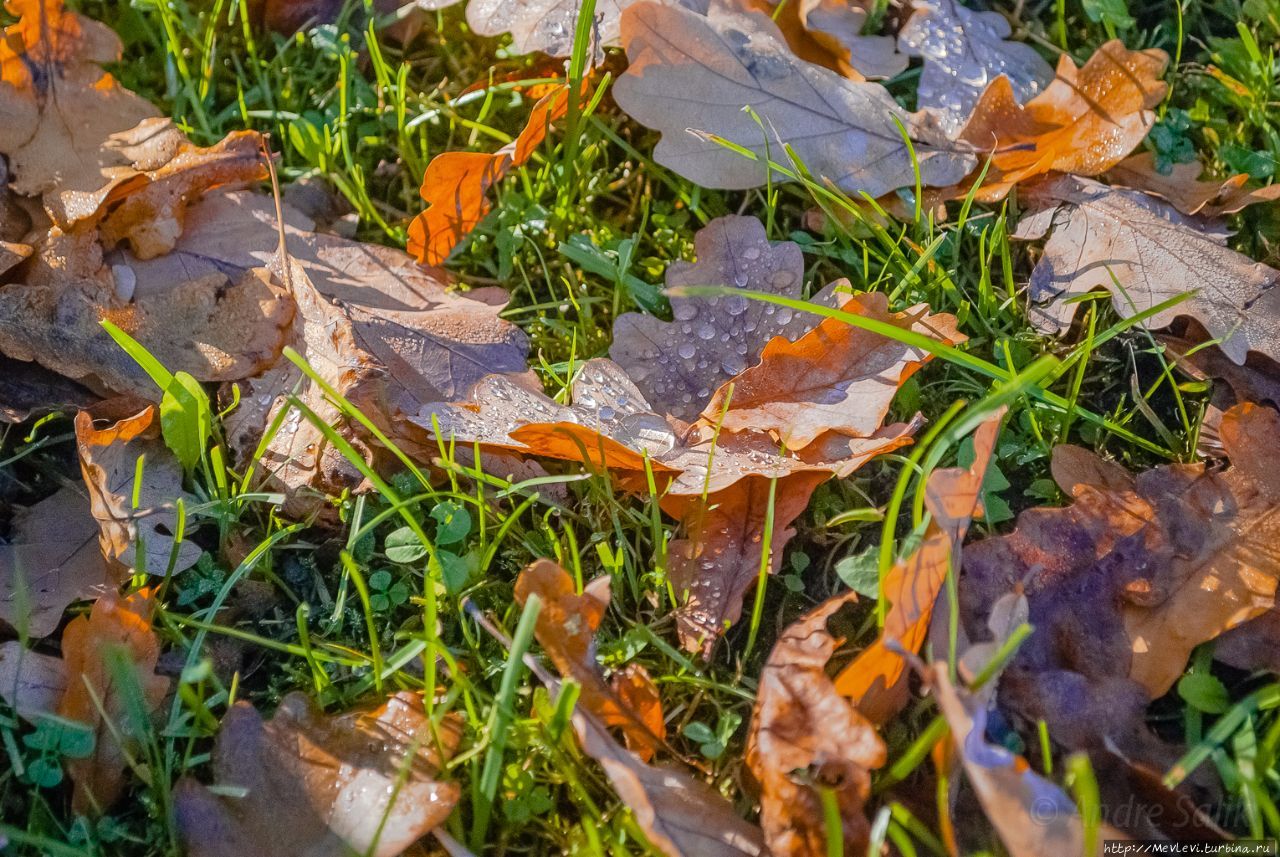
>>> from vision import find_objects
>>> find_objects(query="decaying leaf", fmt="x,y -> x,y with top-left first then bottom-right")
1016,175 -> 1280,365
702,293 -> 964,448
750,0 -> 906,81
0,354 -> 97,423
59,588 -> 169,814
959,41 -> 1167,199
0,224 -> 295,399
932,667 -> 1119,857
614,0 -> 974,196
174,691 -> 461,857
746,592 -> 887,856
1108,150 -> 1280,218
0,640 -> 68,720
898,0 -> 1052,136
514,559 -> 664,761
610,215 -> 844,423
0,0 -> 159,208
75,400 -> 201,575
0,485 -> 116,638
835,408 -> 1002,723
407,84 -> 570,265
961,402 -> 1280,709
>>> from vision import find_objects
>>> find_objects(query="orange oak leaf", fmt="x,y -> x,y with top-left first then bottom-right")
834,408 -> 1003,723
959,40 -> 1168,200
174,691 -> 461,857
58,588 -> 169,814
1107,150 -> 1280,218
701,292 -> 964,449
961,402 -> 1280,710
407,84 -> 571,266
515,559 -> 664,761
75,399 -> 201,575
746,592 -> 887,857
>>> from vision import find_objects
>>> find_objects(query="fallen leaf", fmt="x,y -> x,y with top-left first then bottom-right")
702,292 -> 964,448
0,354 -> 97,423
835,408 -> 1002,722
610,215 -> 845,423
75,400 -> 202,575
1107,150 -> 1280,217
0,238 -> 31,277
0,224 -> 295,399
614,0 -> 974,196
58,588 -> 169,814
514,559 -> 664,760
959,41 -> 1167,199
1015,175 -> 1280,365
407,84 -> 571,265
439,0 -> 629,58
746,592 -> 887,856
0,485 -> 117,638
961,402 -> 1280,705
0,640 -> 68,720
750,0 -> 906,81
174,691 -> 461,857
932,667 -> 1120,857
0,0 -> 159,210
898,0 -> 1052,136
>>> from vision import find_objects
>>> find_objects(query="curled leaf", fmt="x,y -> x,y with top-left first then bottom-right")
747,592 -> 887,856
175,691 -> 461,857
1107,150 -> 1280,218
750,0 -> 906,81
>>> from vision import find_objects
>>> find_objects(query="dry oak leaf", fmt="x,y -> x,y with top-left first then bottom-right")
75,400 -> 202,575
613,0 -> 975,197
515,560 -> 665,760
407,83 -> 571,266
0,0 -> 159,211
1015,175 -> 1280,365
748,0 -> 906,81
513,561 -> 766,857
58,587 -> 169,814
746,591 -> 887,857
174,691 -> 461,857
0,225 -> 294,399
411,0 -> 631,58
0,485 -> 114,638
0,353 -> 97,423
960,402 -> 1280,705
834,407 -> 1002,723
1107,150 -> 1280,218
959,40 -> 1167,200
702,292 -> 964,448
931,667 -> 1121,857
898,0 -> 1053,137
610,214 -> 845,423
0,640 -> 68,720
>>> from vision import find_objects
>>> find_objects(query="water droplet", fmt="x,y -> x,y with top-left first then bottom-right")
678,342 -> 697,359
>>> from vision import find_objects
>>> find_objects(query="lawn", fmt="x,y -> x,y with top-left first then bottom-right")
2,0 -> 1280,854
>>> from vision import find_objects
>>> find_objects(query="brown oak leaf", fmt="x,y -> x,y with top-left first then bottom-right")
515,559 -> 665,760
614,0 -> 974,196
1015,175 -> 1280,365
959,40 -> 1167,200
407,84 -> 571,265
75,399 -> 202,575
747,592 -> 887,856
0,640 -> 68,720
1107,150 -> 1280,218
174,691 -> 461,857
58,587 -> 169,814
749,0 -> 906,81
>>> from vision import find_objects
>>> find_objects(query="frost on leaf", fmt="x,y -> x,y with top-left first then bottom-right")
960,403 -> 1280,765
614,0 -> 974,196
174,691 -> 461,857
75,400 -> 201,576
1016,175 -> 1280,365
898,0 -> 1052,136
747,592 -> 886,857
959,41 -> 1167,199
611,215 -> 844,423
